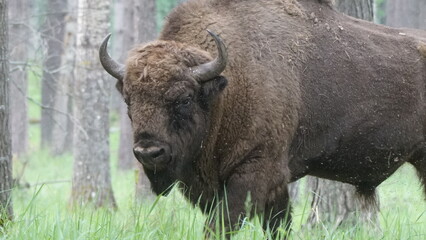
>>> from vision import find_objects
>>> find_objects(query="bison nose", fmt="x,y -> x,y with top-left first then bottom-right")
133,145 -> 170,167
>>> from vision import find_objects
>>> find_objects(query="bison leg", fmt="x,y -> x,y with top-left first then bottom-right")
204,175 -> 267,239
263,185 -> 292,239
413,161 -> 426,198
204,159 -> 290,239
408,144 -> 426,198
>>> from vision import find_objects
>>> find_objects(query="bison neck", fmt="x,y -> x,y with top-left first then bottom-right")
179,97 -> 225,209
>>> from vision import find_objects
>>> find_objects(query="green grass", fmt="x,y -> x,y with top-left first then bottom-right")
2,145 -> 425,240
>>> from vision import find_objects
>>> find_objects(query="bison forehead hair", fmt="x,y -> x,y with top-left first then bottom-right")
117,36 -> 228,180
124,41 -> 213,94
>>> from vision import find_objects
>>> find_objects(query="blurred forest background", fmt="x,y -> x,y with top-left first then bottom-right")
0,0 -> 426,239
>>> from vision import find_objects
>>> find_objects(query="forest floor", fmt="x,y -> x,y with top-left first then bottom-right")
1,75 -> 425,240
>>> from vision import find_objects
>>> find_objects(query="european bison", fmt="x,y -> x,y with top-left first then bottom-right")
100,0 -> 426,237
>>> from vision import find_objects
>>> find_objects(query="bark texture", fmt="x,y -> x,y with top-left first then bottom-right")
70,0 -> 116,208
308,0 -> 378,227
109,0 -> 133,112
307,179 -> 378,227
288,181 -> 300,202
9,0 -> 29,156
51,1 -> 76,155
133,0 -> 158,198
40,0 -> 68,148
118,102 -> 135,170
135,0 -> 157,42
334,0 -> 374,21
115,0 -> 136,170
0,0 -> 13,224
386,0 -> 426,30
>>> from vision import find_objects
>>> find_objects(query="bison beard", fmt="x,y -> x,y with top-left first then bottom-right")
143,167 -> 175,196
100,0 -> 426,239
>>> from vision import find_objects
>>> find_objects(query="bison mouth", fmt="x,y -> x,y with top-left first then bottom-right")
140,155 -> 172,171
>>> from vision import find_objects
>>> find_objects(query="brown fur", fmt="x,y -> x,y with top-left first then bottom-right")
114,0 -> 426,238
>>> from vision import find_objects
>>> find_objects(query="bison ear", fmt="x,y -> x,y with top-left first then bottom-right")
199,75 -> 228,106
115,80 -> 124,95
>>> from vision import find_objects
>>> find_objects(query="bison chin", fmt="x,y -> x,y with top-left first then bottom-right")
143,166 -> 176,196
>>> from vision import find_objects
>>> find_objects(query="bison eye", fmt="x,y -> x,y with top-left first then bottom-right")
180,97 -> 191,106
170,95 -> 194,130
173,95 -> 193,116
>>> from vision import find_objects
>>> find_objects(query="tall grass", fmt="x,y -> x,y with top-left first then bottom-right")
1,145 -> 425,240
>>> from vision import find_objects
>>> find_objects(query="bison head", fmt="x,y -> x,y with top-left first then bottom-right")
99,31 -> 228,194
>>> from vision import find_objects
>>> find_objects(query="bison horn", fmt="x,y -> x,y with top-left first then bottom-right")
99,33 -> 125,80
191,30 -> 228,82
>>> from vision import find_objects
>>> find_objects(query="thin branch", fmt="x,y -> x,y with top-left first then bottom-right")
30,180 -> 71,187
10,79 -> 89,139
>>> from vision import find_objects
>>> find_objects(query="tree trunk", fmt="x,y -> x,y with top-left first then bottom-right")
108,0 -> 132,113
0,0 -> 13,225
334,0 -> 374,21
307,0 -> 378,227
40,0 -> 68,148
307,178 -> 378,227
118,103 -> 135,170
288,181 -> 300,202
51,1 -> 76,156
9,0 -> 29,156
70,0 -> 116,209
386,0 -> 426,30
135,0 -> 157,43
133,0 -> 157,199
114,0 -> 136,170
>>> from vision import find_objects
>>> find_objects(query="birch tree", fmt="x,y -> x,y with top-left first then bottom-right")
40,0 -> 68,148
9,0 -> 29,156
0,0 -> 13,225
114,0 -> 136,170
51,1 -> 76,155
70,0 -> 116,208
334,0 -> 374,21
